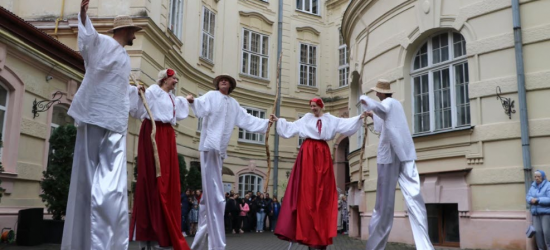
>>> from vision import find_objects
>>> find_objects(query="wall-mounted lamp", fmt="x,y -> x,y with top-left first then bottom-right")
496,86 -> 516,119
32,91 -> 63,119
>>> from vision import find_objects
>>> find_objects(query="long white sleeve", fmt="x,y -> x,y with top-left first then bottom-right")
236,107 -> 269,133
334,115 -> 363,137
174,96 -> 190,121
360,95 -> 388,120
191,92 -> 213,119
77,13 -> 100,62
276,118 -> 303,139
128,85 -> 145,119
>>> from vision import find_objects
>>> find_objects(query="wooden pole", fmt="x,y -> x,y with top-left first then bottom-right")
264,52 -> 283,193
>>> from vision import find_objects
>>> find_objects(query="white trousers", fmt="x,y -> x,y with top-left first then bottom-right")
61,123 -> 129,250
366,154 -> 434,250
191,151 -> 226,250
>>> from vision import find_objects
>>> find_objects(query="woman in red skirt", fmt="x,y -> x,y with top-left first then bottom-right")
129,69 -> 190,250
271,98 -> 367,250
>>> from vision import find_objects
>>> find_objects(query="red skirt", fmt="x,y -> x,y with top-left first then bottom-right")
274,139 -> 338,248
129,119 -> 189,250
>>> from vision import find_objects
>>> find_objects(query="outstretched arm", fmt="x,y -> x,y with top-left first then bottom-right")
80,0 -> 89,26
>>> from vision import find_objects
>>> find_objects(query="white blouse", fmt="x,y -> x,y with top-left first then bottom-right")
130,84 -> 189,125
276,113 -> 363,141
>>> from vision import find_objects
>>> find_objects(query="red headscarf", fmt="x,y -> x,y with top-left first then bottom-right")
310,98 -> 324,109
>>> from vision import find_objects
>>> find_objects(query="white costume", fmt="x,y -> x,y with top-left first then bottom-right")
276,113 -> 362,140
190,90 -> 269,250
361,95 -> 434,250
62,14 -> 141,250
130,84 -> 189,123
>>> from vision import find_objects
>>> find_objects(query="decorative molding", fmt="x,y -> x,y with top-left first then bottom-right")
469,70 -> 550,99
296,26 -> 321,36
467,23 -> 550,56
326,0 -> 350,9
239,11 -> 274,25
467,166 -> 524,185
467,157 -> 484,165
0,42 -> 6,70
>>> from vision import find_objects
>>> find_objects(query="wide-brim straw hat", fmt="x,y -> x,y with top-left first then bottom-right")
213,73 -> 237,90
370,79 -> 394,94
107,15 -> 142,33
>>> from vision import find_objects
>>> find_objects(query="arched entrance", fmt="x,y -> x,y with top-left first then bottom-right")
333,137 -> 350,194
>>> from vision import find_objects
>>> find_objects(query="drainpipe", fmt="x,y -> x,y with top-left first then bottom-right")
511,0 -> 532,197
273,0 -> 283,198
54,0 -> 66,36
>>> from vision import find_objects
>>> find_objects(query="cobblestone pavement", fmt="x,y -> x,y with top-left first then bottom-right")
0,232 -> 464,250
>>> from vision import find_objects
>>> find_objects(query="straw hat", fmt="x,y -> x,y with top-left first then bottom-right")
107,15 -> 142,33
213,73 -> 237,93
370,79 -> 394,94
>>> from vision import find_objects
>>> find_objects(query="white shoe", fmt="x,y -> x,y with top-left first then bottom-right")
183,232 -> 188,237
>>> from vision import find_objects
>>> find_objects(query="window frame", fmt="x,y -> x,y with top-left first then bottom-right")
168,0 -> 184,39
338,32 -> 349,87
298,42 -> 318,87
200,6 -> 216,62
0,82 -> 8,161
296,0 -> 320,16
410,31 -> 470,135
239,173 -> 264,197
241,28 -> 270,79
238,106 -> 266,144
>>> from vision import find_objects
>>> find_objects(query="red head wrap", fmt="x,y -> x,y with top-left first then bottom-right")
310,98 -> 324,108
166,69 -> 175,77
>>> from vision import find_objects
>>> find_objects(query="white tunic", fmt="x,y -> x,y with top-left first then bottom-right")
130,84 -> 189,125
68,14 -> 139,134
360,95 -> 417,164
191,91 -> 269,159
276,112 -> 363,140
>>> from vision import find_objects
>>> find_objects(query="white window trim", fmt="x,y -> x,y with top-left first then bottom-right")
0,82 -> 8,161
200,6 -> 215,62
410,31 -> 470,135
238,106 -> 266,144
239,173 -> 264,197
338,40 -> 349,87
296,0 -> 320,16
168,0 -> 184,39
298,42 -> 318,87
241,28 -> 270,79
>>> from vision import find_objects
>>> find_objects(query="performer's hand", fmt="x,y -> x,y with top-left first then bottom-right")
137,85 -> 145,94
270,114 -> 278,122
186,94 -> 194,103
80,0 -> 89,24
531,198 -> 538,204
361,99 -> 367,106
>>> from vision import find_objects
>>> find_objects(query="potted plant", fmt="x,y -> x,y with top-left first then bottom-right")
39,125 -> 76,244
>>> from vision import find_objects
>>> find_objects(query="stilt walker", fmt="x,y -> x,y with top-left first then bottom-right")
62,1 -> 143,249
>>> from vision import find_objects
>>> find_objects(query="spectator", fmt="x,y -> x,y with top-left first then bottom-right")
340,195 -> 349,235
188,194 -> 199,236
196,190 -> 202,203
248,195 -> 257,232
255,194 -> 267,233
527,170 -> 550,249
270,196 -> 281,232
240,194 -> 251,232
181,189 -> 191,236
225,193 -> 235,233
264,193 -> 273,231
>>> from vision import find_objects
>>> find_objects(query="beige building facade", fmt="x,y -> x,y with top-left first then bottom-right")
0,0 -> 358,229
342,0 -> 550,249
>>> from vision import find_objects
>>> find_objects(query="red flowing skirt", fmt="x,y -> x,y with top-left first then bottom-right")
129,120 -> 189,250
274,139 -> 338,248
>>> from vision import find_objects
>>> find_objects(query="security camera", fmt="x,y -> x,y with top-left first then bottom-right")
46,75 -> 53,82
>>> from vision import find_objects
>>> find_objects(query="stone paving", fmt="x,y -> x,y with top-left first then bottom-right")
0,232 -> 466,250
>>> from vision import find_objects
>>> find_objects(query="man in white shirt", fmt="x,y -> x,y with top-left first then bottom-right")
186,74 -> 270,250
361,80 -> 433,250
62,1 -> 144,249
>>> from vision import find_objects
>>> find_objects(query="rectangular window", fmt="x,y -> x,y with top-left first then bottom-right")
432,33 -> 449,64
168,0 -> 184,39
455,62 -> 470,126
296,0 -> 319,15
338,33 -> 349,87
427,204 -> 460,247
299,43 -> 317,87
238,107 -> 266,143
413,74 -> 430,133
433,68 -> 452,130
242,29 -> 269,79
0,85 -> 7,160
201,7 -> 215,62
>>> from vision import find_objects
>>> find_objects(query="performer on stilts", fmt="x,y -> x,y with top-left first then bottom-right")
271,98 -> 367,250
186,74 -> 270,250
360,79 -> 434,250
129,69 -> 191,250
62,0 -> 144,249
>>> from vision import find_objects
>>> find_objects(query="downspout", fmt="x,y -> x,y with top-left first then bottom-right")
511,0 -> 532,197
273,0 -> 283,197
54,0 -> 66,37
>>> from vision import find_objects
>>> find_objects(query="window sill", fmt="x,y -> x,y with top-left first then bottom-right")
167,29 -> 184,47
198,57 -> 215,72
326,84 -> 349,94
295,9 -> 322,18
412,125 -> 474,138
297,84 -> 318,94
239,73 -> 270,86
238,139 -> 265,146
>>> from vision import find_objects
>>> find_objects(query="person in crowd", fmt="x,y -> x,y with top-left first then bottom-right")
270,196 -> 281,232
527,170 -> 550,250
181,189 -> 192,237
230,194 -> 242,234
337,194 -> 344,233
255,194 -> 268,233
271,97 -> 366,250
187,74 -> 270,250
129,68 -> 190,250
248,194 -> 257,232
188,194 -> 199,237
195,190 -> 202,204
361,79 -> 433,250
240,195 -> 250,232
339,195 -> 349,235
264,193 -> 273,231
224,192 -> 232,233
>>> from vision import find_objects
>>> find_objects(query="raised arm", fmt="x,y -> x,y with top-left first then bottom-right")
174,96 -> 190,121
190,92 -> 212,119
334,115 -> 363,137
78,0 -> 101,61
360,95 -> 389,120
80,0 -> 89,25
236,107 -> 269,133
274,115 -> 304,139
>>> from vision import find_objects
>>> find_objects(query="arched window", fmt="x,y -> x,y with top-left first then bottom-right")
238,173 -> 264,197
0,83 -> 8,160
411,32 -> 470,134
51,105 -> 74,133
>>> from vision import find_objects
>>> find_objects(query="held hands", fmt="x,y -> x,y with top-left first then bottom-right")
137,85 -> 146,94
269,114 -> 279,123
360,111 -> 373,119
186,95 -> 194,104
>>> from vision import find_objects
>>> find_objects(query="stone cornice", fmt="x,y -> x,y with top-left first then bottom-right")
296,26 -> 321,36
326,0 -> 350,9
239,11 -> 274,25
